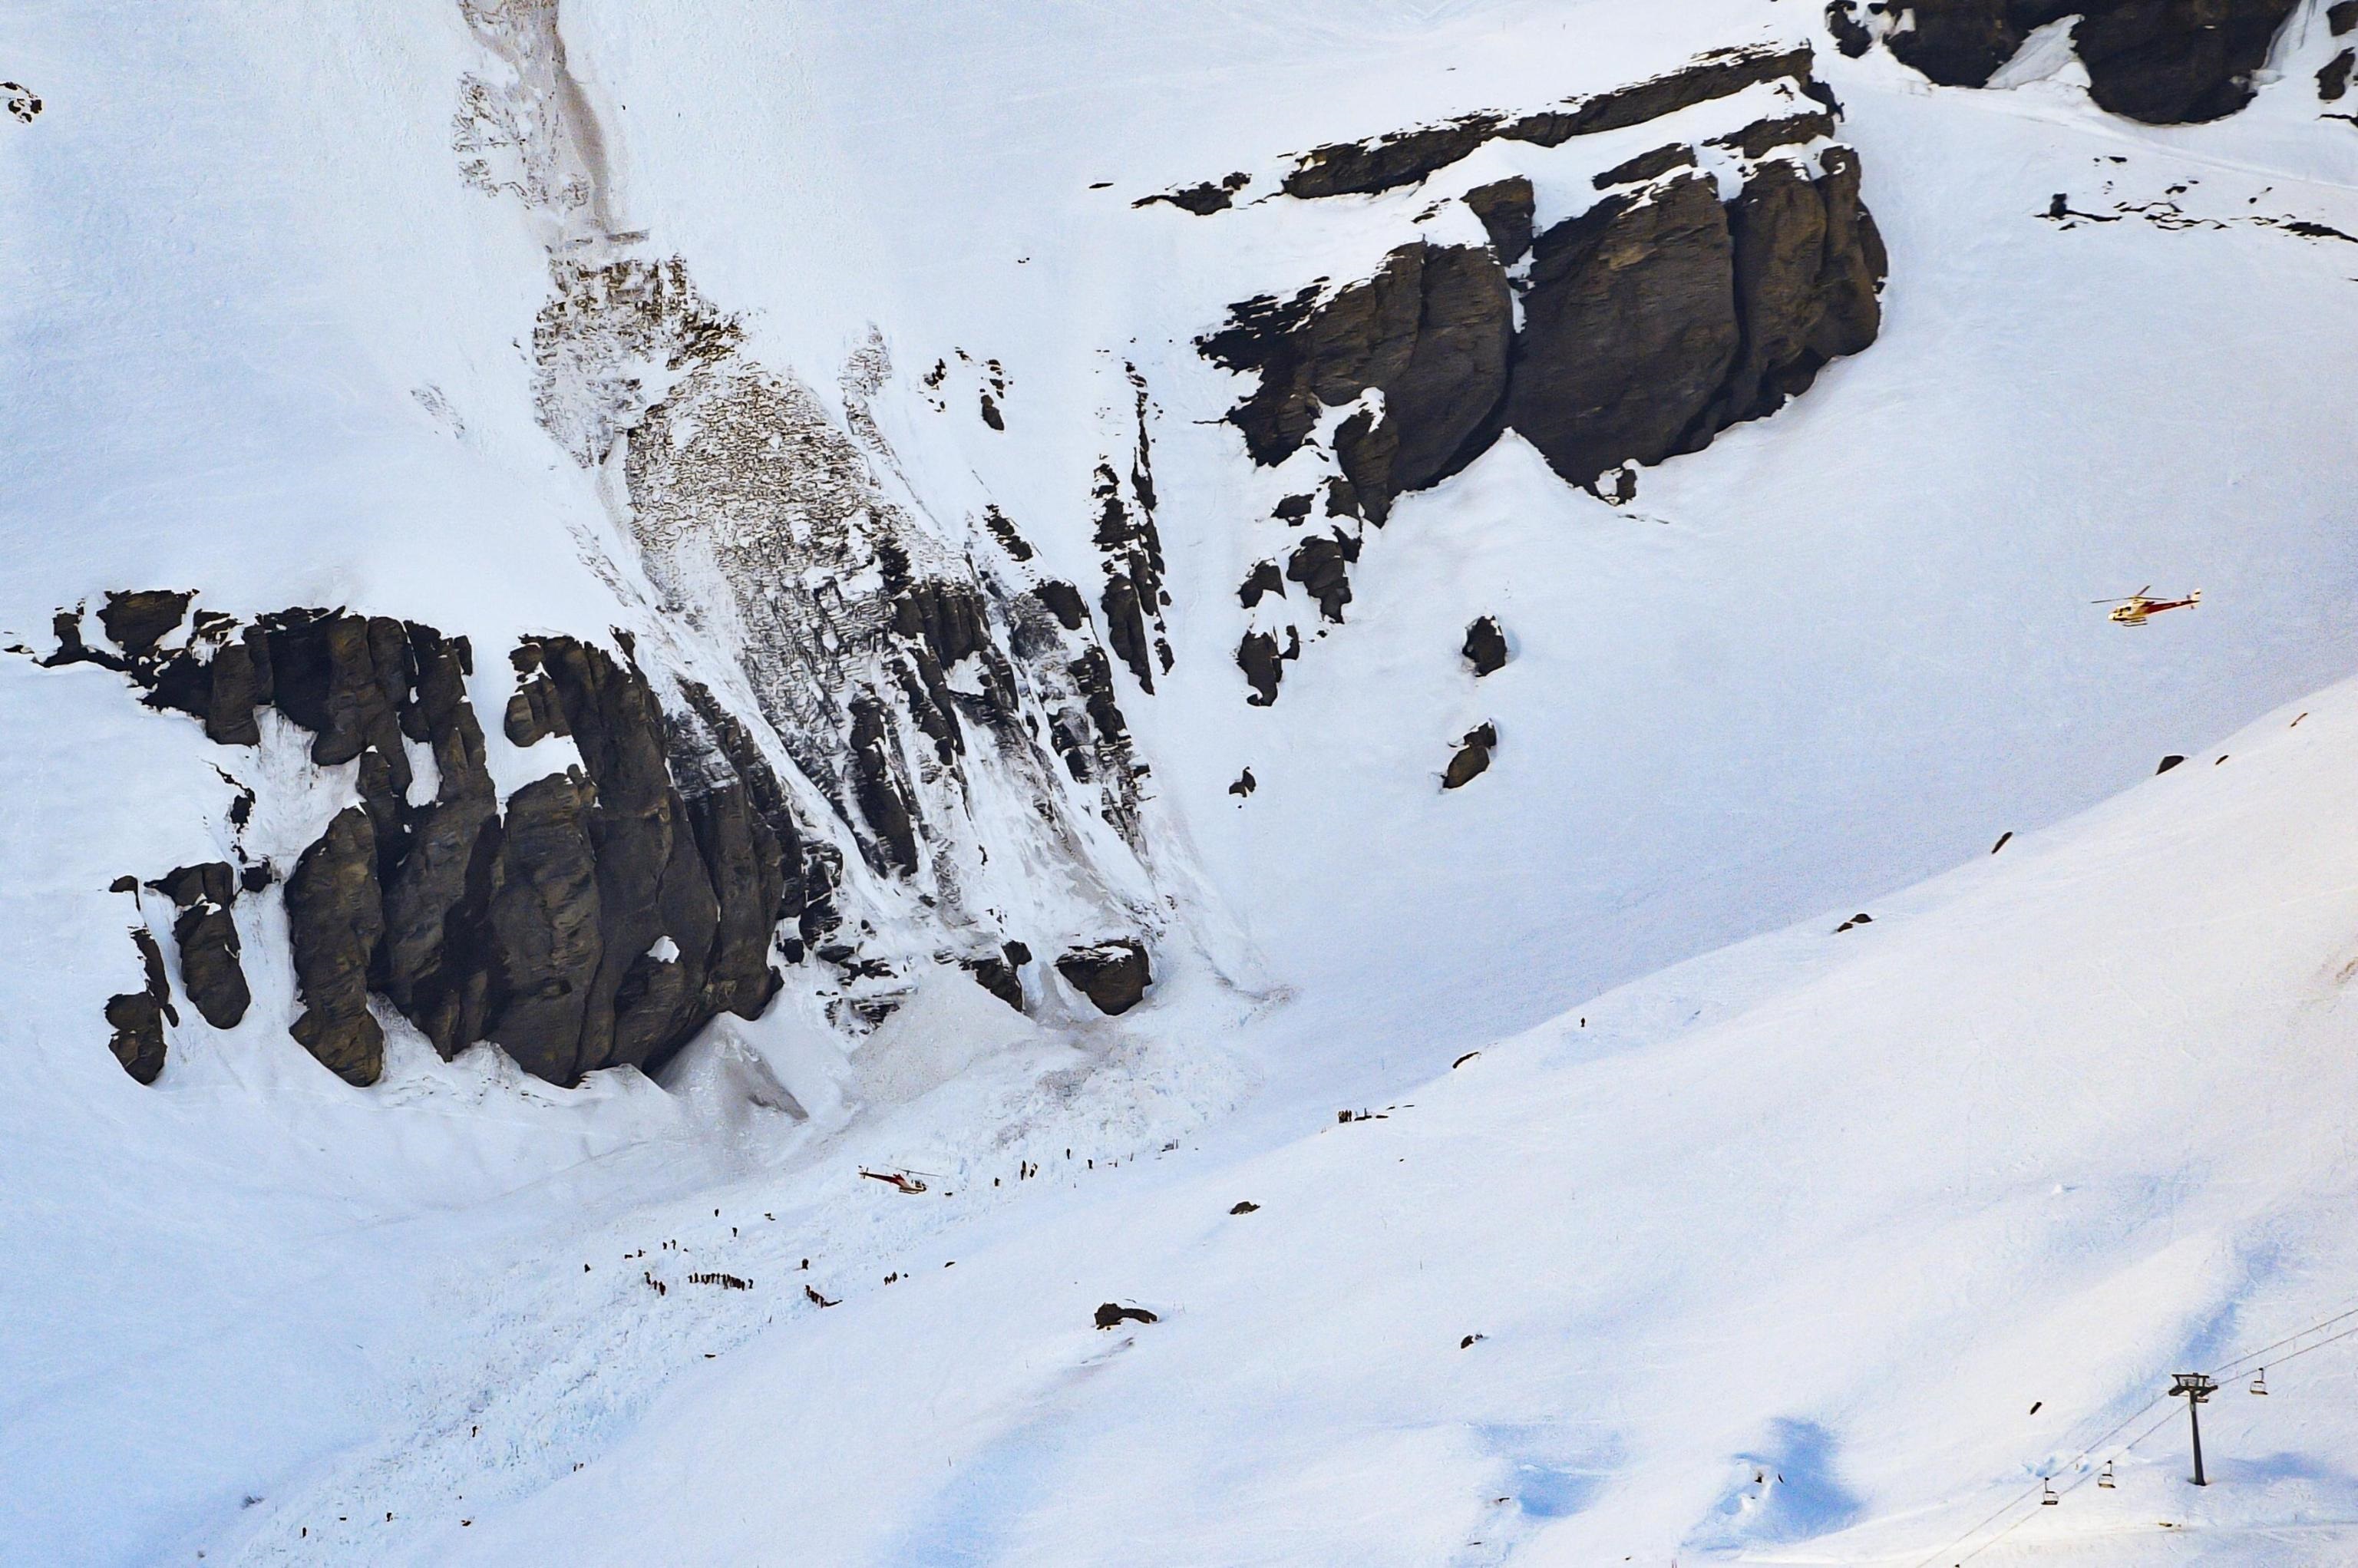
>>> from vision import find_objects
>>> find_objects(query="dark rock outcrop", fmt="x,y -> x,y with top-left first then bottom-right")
104,926 -> 178,1084
97,590 -> 192,659
1844,1 -> 2300,124
1595,144 -> 1698,190
1286,533 -> 1360,624
286,807 -> 387,1085
2321,49 -> 2353,100
1200,121 -> 1883,639
1238,562 -> 1285,608
1056,939 -> 1152,1015
1200,239 -> 1512,523
1237,629 -> 1298,707
963,939 -> 1031,1012
1280,45 -> 1815,199
201,630 -> 271,745
1091,378 -> 1174,692
1442,722 -> 1498,790
1095,1301 -> 1160,1329
1135,172 -> 1250,213
152,861 -> 250,1029
1510,152 -> 1883,487
1463,616 -> 1508,676
1465,177 -> 1536,265
68,602 -> 823,1091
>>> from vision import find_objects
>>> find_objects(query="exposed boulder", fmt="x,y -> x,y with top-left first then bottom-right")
1237,628 -> 1299,707
172,903 -> 251,1031
1463,616 -> 1508,676
963,939 -> 1031,1012
104,926 -> 178,1084
2321,49 -> 2353,101
1286,532 -> 1360,624
1095,1301 -> 1160,1329
1238,561 -> 1285,608
104,989 -> 171,1085
1442,722 -> 1498,790
150,861 -> 249,1030
1057,939 -> 1152,1015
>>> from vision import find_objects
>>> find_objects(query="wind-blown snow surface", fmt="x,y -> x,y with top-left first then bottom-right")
6,0 -> 2358,1563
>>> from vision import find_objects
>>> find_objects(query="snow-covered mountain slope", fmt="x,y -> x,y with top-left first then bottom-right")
202,668 -> 2358,1566
7,0 -> 2358,1562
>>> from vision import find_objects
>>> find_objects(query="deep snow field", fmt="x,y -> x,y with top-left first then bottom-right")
7,0 -> 2358,1563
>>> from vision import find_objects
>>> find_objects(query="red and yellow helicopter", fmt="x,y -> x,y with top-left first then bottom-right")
2093,586 -> 2201,626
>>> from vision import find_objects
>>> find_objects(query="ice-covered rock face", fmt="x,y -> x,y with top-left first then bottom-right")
1830,0 -> 2302,124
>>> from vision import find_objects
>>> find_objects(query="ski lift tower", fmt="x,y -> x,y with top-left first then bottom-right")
2170,1373 -> 2218,1485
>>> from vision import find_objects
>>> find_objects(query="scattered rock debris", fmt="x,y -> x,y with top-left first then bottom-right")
1451,1050 -> 1481,1069
1461,1334 -> 1487,1349
1228,767 -> 1257,799
1990,830 -> 2013,855
805,1285 -> 838,1308
1833,912 -> 1873,933
3,82 -> 41,124
2158,754 -> 2187,774
1230,1200 -> 1260,1215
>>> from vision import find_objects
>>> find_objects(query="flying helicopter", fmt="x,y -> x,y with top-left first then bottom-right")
2093,586 -> 2201,626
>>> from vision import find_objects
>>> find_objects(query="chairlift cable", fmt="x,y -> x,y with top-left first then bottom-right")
2237,1318 -> 2358,1374
2204,1300 -> 2358,1378
1903,1299 -> 2358,1568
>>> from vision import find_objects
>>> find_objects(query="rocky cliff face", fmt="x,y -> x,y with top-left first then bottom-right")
1199,46 -> 1884,705
51,600 -> 820,1087
1829,0 -> 2301,124
38,16 -> 1901,1101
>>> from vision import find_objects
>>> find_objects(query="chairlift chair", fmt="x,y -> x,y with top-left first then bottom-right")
2040,1479 -> 2059,1506
2250,1368 -> 2268,1395
2097,1461 -> 2116,1489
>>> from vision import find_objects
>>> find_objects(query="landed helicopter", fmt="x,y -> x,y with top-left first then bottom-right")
2094,586 -> 2201,626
